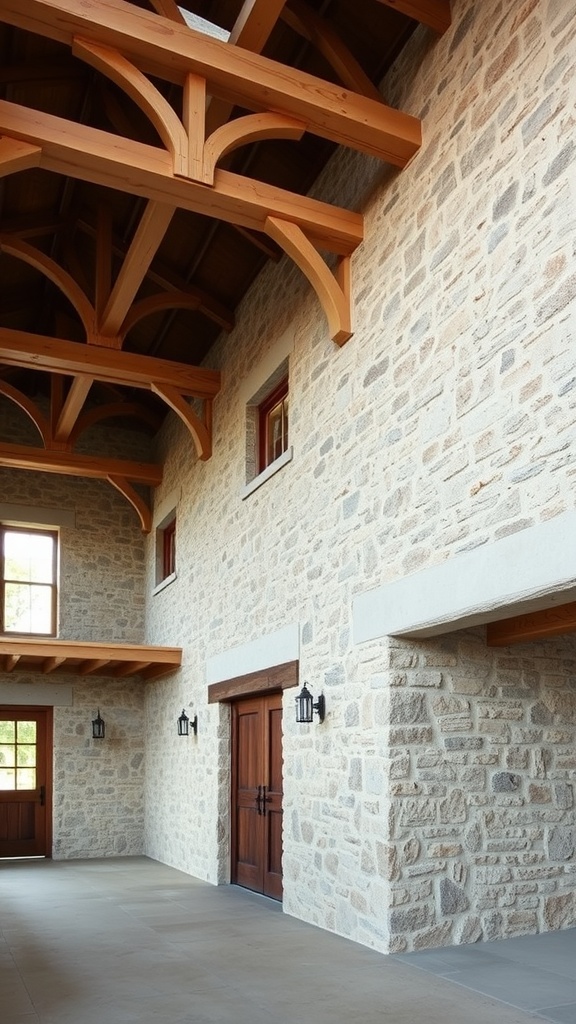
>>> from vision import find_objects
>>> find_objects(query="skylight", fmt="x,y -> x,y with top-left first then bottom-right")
178,8 -> 230,41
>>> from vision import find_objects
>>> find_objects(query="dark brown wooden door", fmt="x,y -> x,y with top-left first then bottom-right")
0,707 -> 52,857
231,693 -> 283,901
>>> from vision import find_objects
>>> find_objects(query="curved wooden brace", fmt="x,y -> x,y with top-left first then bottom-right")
151,382 -> 212,461
203,113 -> 305,184
120,291 -> 199,340
265,216 -> 353,345
0,379 -> 51,447
107,474 -> 152,533
69,401 -> 162,446
0,235 -> 95,338
73,36 -> 190,177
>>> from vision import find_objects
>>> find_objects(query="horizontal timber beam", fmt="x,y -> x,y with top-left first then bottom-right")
0,327 -> 220,398
0,0 -> 421,165
0,101 -> 364,255
487,602 -> 576,647
0,441 -> 162,485
0,637 -> 182,679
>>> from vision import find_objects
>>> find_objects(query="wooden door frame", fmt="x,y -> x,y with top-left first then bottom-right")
0,705 -> 54,858
207,660 -> 298,891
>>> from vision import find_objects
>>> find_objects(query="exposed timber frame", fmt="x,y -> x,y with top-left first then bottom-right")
0,636 -> 182,680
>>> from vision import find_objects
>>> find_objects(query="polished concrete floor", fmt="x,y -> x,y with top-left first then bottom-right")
0,857 -> 575,1024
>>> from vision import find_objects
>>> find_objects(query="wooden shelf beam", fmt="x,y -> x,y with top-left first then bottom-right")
0,637 -> 182,679
487,602 -> 576,647
0,0 -> 421,165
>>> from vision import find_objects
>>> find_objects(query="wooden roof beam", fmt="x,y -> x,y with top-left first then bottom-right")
0,327 -> 221,398
374,1 -> 451,34
0,102 -> 364,255
0,0 -> 421,165
487,602 -> 576,647
0,440 -> 162,485
0,137 -> 41,177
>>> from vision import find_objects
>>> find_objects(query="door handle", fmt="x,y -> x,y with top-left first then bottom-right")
255,785 -> 262,815
39,785 -> 45,806
261,785 -> 272,816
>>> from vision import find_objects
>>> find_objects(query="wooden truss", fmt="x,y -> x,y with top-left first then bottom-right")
0,0 -> 448,523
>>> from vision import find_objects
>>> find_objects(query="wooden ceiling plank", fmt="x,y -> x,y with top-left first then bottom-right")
107,475 -> 152,534
114,660 -> 152,677
0,137 -> 41,177
486,602 -> 576,648
53,376 -> 93,442
43,656 -> 66,673
95,204 -> 112,324
0,440 -> 163,485
373,0 -> 451,33
99,201 -> 176,337
0,327 -> 221,398
282,1 -> 383,102
0,0 -> 421,164
79,658 -> 112,675
0,103 -> 364,255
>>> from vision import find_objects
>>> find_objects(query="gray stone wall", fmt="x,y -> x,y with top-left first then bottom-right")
0,397 -> 148,858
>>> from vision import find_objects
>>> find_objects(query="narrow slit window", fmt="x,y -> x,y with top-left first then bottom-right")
258,378 -> 289,472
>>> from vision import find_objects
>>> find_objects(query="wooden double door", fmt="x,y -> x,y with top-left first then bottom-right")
231,693 -> 283,901
0,707 -> 52,857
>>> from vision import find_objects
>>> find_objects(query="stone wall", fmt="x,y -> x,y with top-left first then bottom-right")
0,398 -> 148,858
142,0 -> 576,952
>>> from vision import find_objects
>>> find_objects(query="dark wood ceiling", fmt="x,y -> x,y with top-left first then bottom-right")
0,0 -> 418,423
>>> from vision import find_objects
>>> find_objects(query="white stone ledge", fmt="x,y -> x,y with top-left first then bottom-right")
241,446 -> 293,500
207,623 -> 300,684
353,511 -> 576,642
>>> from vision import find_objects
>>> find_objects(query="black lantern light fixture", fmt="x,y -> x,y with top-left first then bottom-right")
177,708 -> 198,737
92,709 -> 106,739
295,683 -> 325,724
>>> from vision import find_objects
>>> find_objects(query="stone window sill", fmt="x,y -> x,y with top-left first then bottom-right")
241,446 -> 293,500
152,572 -> 177,596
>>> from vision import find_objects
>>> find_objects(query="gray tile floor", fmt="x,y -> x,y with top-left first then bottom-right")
0,856 -> 574,1024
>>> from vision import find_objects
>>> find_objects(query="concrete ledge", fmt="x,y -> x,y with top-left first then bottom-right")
353,511 -> 576,643
206,623 -> 300,684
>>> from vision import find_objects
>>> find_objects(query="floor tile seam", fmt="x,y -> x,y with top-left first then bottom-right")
411,970 -> 573,1021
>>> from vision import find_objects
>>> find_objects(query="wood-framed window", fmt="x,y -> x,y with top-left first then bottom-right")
258,377 -> 288,472
162,517 -> 176,580
0,525 -> 58,637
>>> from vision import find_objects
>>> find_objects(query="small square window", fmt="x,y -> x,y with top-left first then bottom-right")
258,377 -> 288,473
0,525 -> 58,637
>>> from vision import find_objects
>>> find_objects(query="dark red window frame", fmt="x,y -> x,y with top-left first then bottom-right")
258,377 -> 288,473
162,518 -> 176,580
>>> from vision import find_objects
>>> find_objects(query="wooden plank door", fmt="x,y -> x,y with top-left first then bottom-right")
0,707 -> 52,857
231,693 -> 283,901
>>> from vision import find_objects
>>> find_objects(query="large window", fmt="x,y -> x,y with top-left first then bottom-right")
0,525 -> 58,636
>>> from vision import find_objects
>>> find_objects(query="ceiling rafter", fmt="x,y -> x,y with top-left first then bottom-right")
0,0 -> 421,164
487,602 -> 576,647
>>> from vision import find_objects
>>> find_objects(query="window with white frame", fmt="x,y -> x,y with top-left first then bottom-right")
0,525 -> 58,636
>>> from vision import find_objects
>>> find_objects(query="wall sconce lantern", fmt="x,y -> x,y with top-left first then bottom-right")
295,683 -> 325,724
92,709 -> 105,740
177,708 -> 198,737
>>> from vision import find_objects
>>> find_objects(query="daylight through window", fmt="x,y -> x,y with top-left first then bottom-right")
0,526 -> 58,636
